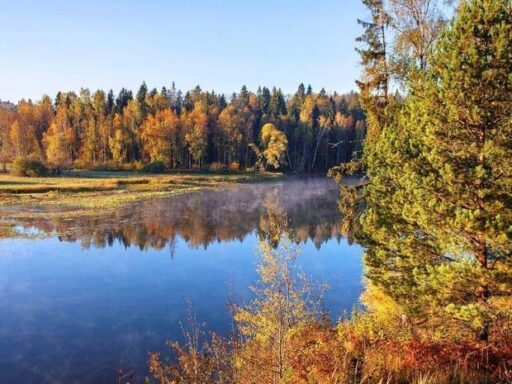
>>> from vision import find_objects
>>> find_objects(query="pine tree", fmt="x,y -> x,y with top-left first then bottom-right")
362,0 -> 512,341
270,88 -> 287,118
106,89 -> 115,115
258,87 -> 271,117
355,0 -> 390,143
114,88 -> 133,114
136,81 -> 149,117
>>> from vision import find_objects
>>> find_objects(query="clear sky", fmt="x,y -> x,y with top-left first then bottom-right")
0,0 -> 367,102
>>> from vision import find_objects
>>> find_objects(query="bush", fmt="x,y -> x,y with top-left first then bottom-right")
141,161 -> 168,173
11,158 -> 48,177
228,161 -> 240,172
72,159 -> 92,170
209,162 -> 225,172
89,161 -> 145,172
124,161 -> 144,171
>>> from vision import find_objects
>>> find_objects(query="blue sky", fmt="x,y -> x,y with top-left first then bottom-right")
0,0 -> 367,102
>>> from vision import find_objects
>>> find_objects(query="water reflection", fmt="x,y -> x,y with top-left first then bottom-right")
0,178 -> 362,384
15,178 -> 344,251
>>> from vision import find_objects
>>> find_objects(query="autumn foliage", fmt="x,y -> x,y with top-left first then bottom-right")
0,84 -> 364,174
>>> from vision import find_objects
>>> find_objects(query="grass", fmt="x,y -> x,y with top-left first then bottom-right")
0,170 -> 282,220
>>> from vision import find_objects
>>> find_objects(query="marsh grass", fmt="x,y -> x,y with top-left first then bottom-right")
0,221 -> 17,238
0,170 -> 282,220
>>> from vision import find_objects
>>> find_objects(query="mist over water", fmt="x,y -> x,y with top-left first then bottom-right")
0,178 -> 363,384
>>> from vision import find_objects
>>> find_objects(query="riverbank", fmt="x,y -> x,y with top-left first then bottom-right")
0,170 -> 283,222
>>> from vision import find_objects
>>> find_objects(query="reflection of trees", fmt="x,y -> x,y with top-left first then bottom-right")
15,180 -> 344,251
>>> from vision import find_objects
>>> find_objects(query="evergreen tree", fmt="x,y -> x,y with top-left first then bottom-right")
106,89 -> 115,115
297,83 -> 306,99
114,88 -> 133,114
270,87 -> 287,118
239,85 -> 250,106
258,87 -> 271,117
136,81 -> 149,117
355,0 -> 390,143
362,0 -> 512,341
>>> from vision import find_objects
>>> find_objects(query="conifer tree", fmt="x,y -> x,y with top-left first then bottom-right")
362,0 -> 512,341
136,81 -> 149,117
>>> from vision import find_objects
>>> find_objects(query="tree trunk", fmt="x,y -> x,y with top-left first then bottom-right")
476,128 -> 488,342
310,128 -> 323,172
476,236 -> 489,341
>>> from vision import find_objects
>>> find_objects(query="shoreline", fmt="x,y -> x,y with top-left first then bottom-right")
0,171 -> 284,222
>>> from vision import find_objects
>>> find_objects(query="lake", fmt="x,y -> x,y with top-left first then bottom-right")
0,178 -> 363,384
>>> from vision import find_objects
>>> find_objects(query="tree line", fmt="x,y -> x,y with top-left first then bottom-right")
0,84 -> 364,173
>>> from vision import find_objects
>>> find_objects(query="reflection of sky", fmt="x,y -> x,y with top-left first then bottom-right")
0,234 -> 362,384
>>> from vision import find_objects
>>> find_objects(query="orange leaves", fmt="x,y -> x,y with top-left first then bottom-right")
140,108 -> 180,164
287,322 -> 344,384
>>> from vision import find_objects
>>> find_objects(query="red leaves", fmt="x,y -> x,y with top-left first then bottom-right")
389,339 -> 512,382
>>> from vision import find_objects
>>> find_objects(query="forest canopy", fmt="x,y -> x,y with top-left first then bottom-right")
0,84 -> 365,173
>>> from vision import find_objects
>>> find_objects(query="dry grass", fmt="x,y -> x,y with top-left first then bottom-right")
0,170 -> 282,220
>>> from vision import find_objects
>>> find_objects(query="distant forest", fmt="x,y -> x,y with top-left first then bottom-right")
0,84 -> 365,173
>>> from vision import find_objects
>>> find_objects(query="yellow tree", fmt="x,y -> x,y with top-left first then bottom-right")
182,102 -> 208,168
109,113 -> 129,164
217,104 -> 243,164
11,100 -> 41,159
260,123 -> 288,170
0,107 -> 15,171
146,90 -> 170,115
9,121 -> 25,158
69,92 -> 87,162
233,233 -> 325,383
141,108 -> 180,166
44,105 -> 72,171
81,118 -> 99,165
121,99 -> 142,162
33,95 -> 54,156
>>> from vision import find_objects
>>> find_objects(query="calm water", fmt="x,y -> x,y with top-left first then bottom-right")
0,178 -> 363,384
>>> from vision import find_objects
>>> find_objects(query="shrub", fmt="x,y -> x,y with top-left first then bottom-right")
209,162 -> 225,172
141,161 -> 168,173
11,158 -> 48,177
124,161 -> 144,171
72,159 -> 92,170
228,161 -> 240,172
